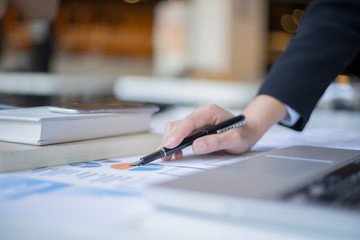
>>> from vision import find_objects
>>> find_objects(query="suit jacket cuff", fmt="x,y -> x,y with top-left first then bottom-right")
280,104 -> 301,127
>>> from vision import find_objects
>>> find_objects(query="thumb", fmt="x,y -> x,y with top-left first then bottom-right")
192,128 -> 252,155
192,134 -> 227,155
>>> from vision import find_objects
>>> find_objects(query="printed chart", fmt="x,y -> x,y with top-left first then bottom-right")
0,149 -> 248,234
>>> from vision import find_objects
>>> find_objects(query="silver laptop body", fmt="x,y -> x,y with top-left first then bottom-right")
147,145 -> 360,236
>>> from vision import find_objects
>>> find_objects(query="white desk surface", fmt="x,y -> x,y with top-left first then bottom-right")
1,107 -> 360,240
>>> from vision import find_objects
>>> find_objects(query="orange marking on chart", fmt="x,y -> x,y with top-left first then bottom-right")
111,163 -> 135,170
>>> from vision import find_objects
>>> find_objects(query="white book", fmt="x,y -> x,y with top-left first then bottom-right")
0,106 -> 158,145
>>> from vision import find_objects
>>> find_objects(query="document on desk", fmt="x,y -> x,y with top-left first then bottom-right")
0,149 -> 249,233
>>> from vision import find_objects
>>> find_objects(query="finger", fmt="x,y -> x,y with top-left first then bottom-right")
174,150 -> 183,160
159,121 -> 188,149
161,150 -> 182,161
160,104 -> 234,149
161,154 -> 173,161
158,117 -> 198,149
192,128 -> 248,155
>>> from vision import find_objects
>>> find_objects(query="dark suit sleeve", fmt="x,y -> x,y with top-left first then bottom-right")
258,0 -> 360,131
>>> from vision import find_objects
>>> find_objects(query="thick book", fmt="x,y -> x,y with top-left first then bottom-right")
0,105 -> 158,145
0,133 -> 162,172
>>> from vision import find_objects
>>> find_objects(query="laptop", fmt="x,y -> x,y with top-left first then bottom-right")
147,145 -> 360,235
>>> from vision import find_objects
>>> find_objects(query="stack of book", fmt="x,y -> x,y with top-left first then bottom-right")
0,104 -> 161,172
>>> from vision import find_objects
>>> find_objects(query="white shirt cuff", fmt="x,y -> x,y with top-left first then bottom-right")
280,104 -> 300,127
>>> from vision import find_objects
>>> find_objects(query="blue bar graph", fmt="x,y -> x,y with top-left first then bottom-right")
0,176 -> 70,200
0,176 -> 140,200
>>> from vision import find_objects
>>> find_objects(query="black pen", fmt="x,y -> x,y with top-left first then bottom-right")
130,114 -> 246,166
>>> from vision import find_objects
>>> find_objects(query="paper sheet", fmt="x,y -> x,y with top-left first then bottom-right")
0,148 -> 249,232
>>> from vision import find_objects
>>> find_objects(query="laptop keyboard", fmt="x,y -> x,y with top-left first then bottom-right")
283,158 -> 360,210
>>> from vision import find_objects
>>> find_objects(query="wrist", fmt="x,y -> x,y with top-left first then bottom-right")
242,95 -> 287,139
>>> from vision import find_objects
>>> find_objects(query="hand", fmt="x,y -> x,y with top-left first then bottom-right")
159,95 -> 288,161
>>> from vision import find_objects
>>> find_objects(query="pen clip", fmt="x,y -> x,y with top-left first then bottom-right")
216,119 -> 246,134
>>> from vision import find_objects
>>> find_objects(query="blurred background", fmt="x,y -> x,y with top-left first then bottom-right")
0,0 -> 359,111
